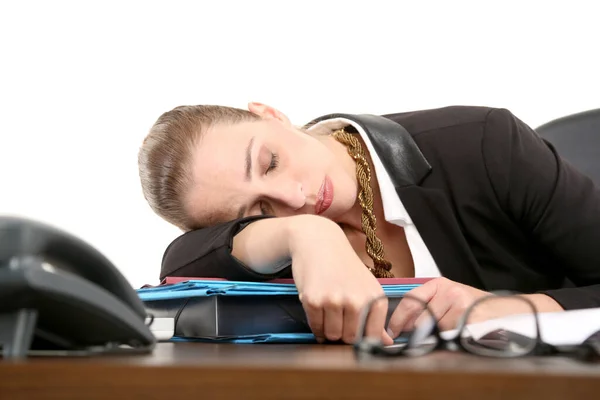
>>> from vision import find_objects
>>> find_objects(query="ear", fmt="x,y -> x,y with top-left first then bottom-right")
248,102 -> 292,127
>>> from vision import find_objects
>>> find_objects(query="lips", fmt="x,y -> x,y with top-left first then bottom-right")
315,176 -> 334,215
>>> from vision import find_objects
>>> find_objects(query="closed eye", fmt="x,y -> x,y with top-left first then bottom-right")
256,152 -> 279,216
266,152 -> 279,174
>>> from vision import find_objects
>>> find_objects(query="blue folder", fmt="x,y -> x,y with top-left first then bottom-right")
137,279 -> 421,343
137,279 -> 421,300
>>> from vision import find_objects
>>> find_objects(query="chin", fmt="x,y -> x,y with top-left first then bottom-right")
325,202 -> 352,222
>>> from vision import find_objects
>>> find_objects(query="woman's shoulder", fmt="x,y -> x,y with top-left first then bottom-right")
382,105 -> 501,137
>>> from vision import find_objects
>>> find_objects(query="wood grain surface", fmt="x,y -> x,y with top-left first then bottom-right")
1,342 -> 599,400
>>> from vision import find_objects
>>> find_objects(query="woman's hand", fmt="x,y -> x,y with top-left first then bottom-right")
232,214 -> 391,344
387,277 -> 564,337
387,277 -> 489,335
287,215 -> 393,345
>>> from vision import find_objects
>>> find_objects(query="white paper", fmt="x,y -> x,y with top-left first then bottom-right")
443,307 -> 600,346
146,317 -> 174,341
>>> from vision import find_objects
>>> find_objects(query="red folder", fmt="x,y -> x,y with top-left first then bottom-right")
159,276 -> 433,286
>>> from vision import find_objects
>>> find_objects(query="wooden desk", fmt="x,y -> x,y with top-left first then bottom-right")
1,342 -> 599,399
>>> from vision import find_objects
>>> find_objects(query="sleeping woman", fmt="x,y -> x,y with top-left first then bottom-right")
137,102 -> 600,344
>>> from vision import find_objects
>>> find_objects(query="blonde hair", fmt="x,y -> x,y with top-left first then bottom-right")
138,105 -> 260,230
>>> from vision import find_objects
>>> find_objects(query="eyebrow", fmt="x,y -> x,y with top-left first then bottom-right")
245,136 -> 255,182
238,136 -> 255,219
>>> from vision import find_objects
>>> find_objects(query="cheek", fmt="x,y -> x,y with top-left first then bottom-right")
334,172 -> 358,207
301,136 -> 335,163
286,136 -> 327,169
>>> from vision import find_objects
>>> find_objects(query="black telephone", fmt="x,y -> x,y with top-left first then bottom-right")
0,216 -> 156,359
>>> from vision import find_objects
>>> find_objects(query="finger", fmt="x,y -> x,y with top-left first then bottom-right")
408,314 -> 438,348
413,294 -> 452,331
387,279 -> 444,337
324,301 -> 344,342
382,328 -> 394,346
408,300 -> 451,344
421,280 -> 470,331
425,296 -> 452,322
364,296 -> 388,341
387,296 -> 424,337
302,300 -> 325,343
438,307 -> 467,331
341,303 -> 361,344
405,278 -> 443,303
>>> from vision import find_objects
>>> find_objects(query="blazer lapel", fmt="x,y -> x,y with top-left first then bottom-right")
308,113 -> 486,287
307,113 -> 431,187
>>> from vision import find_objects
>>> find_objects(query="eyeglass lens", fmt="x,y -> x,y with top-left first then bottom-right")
459,296 -> 538,357
362,294 -> 540,357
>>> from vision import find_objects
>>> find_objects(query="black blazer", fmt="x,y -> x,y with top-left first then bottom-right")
159,106 -> 600,311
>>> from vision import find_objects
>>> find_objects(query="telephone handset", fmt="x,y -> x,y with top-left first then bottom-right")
0,216 -> 156,358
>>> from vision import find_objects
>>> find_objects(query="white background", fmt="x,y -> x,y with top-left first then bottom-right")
1,0 -> 598,288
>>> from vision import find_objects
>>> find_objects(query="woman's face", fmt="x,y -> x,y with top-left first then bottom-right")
186,103 -> 359,227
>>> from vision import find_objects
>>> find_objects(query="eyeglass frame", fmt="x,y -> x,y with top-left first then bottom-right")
353,290 -> 599,362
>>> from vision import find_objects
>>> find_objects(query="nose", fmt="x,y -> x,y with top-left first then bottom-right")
269,181 -> 306,214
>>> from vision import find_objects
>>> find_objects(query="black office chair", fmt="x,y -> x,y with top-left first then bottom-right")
536,109 -> 600,185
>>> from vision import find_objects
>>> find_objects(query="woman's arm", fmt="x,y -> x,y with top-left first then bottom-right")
159,215 -> 287,281
160,214 -> 344,280
161,214 -> 393,344
482,108 -> 600,310
231,214 -> 330,275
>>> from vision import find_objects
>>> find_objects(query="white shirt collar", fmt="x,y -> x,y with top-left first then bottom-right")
306,117 -> 413,226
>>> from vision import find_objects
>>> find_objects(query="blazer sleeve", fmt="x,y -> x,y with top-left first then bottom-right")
159,215 -> 293,281
482,108 -> 600,309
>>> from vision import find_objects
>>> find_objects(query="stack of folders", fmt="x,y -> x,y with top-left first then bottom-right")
137,277 -> 430,343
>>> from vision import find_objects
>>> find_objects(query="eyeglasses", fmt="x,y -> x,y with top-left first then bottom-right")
353,292 -> 600,362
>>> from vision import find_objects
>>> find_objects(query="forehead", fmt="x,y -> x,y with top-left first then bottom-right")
185,121 -> 258,226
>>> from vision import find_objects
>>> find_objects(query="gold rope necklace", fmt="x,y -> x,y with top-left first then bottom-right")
332,128 -> 395,278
